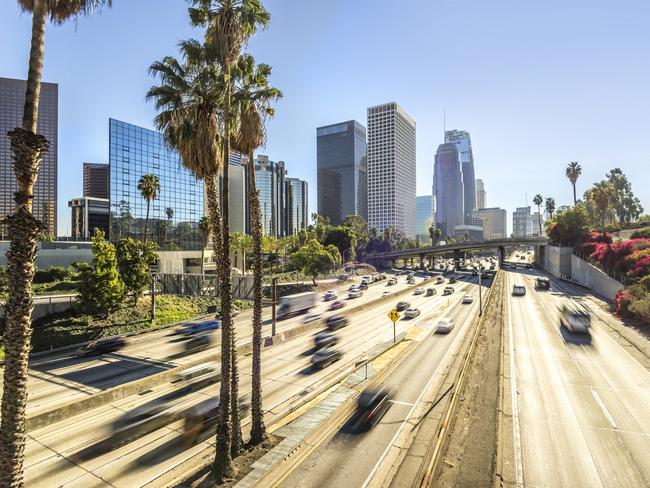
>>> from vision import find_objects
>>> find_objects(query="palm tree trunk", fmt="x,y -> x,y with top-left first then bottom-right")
143,200 -> 150,244
0,2 -> 48,486
248,150 -> 266,444
572,183 -> 577,207
537,205 -> 542,235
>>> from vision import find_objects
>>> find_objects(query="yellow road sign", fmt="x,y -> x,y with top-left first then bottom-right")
388,309 -> 400,323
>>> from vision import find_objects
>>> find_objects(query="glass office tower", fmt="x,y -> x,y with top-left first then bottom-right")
445,130 -> 476,225
253,155 -> 286,237
434,142 -> 464,238
286,177 -> 309,235
109,118 -> 204,250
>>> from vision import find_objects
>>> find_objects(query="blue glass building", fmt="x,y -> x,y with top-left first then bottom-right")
109,118 -> 204,250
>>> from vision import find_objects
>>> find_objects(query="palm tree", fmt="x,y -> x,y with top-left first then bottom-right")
1,2 -> 112,485
590,181 -> 611,232
189,1 -> 270,471
199,216 -> 211,275
533,194 -> 543,236
428,225 -> 441,246
566,161 -> 582,207
137,174 -> 160,244
545,197 -> 556,219
231,53 -> 281,445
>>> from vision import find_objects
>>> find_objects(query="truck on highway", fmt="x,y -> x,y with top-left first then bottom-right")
276,292 -> 316,320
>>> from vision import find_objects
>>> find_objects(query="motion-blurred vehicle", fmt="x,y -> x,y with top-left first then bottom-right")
79,338 -> 126,356
338,274 -> 351,282
512,285 -> 526,296
435,318 -> 455,334
323,290 -> 338,301
404,308 -> 421,318
175,364 -> 216,384
426,288 -> 436,296
113,400 -> 176,444
348,289 -> 363,299
303,312 -> 322,324
314,331 -> 338,349
175,320 -> 221,336
462,294 -> 473,304
183,395 -> 251,444
449,276 -> 457,284
311,348 -> 342,369
349,284 -> 359,292
535,277 -> 550,290
406,277 -> 415,284
184,334 -> 213,353
326,315 -> 349,331
396,301 -> 410,311
443,286 -> 454,296
560,304 -> 591,333
349,387 -> 393,432
414,287 -> 424,295
358,281 -> 368,290
436,276 -> 445,284
330,300 -> 345,311
387,278 -> 397,286
277,292 -> 316,319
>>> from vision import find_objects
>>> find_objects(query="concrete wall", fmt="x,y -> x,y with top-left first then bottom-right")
570,254 -> 623,301
0,242 -> 93,269
1,295 -> 76,321
538,244 -> 572,278
157,250 -> 202,274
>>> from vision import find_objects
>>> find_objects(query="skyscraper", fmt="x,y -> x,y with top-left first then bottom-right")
415,195 -> 434,240
0,76 -> 58,238
475,178 -> 486,209
445,130 -> 476,224
433,142 -> 464,238
254,155 -> 286,237
83,162 -> 109,199
513,206 -> 533,237
472,207 -> 507,239
286,177 -> 309,235
367,102 -> 416,236
316,120 -> 367,225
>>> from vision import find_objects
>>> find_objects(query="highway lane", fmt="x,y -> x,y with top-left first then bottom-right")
505,268 -> 650,487
20,272 -> 425,416
23,275 -> 477,487
279,281 -> 485,488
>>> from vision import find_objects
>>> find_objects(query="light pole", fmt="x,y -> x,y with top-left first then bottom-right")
478,269 -> 483,316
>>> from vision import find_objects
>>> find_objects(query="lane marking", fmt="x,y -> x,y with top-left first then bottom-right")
506,272 -> 525,487
591,388 -> 618,429
389,400 -> 415,407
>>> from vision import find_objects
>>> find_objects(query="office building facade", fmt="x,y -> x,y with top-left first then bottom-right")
367,102 -> 416,236
286,177 -> 309,235
316,120 -> 367,225
472,207 -> 507,239
0,76 -> 58,238
254,155 -> 286,237
433,142 -> 464,238
109,118 -> 204,250
445,130 -> 476,225
415,195 -> 434,240
83,162 -> 109,199
513,206 -> 533,237
475,178 -> 486,209
68,196 -> 110,239
532,211 -> 545,236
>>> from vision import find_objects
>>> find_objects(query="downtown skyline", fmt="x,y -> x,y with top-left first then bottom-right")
2,0 -> 650,236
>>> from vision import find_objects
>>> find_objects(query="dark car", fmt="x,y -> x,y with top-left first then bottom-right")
79,338 -> 126,356
314,331 -> 338,349
176,320 -> 221,336
330,300 -> 346,311
184,395 -> 251,444
449,276 -> 457,284
358,281 -> 368,290
350,387 -> 392,432
326,316 -> 349,331
311,348 -> 342,369
396,301 -> 410,311
184,334 -> 213,352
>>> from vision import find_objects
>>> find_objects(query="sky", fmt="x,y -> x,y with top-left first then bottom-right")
1,0 -> 650,236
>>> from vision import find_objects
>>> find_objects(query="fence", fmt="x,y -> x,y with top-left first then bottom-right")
152,273 -> 255,301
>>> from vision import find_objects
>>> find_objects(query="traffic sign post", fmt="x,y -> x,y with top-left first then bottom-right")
388,308 -> 400,343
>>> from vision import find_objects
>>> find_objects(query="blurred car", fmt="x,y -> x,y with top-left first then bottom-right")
382,290 -> 391,296
358,282 -> 368,290
113,400 -> 175,444
426,288 -> 436,296
348,284 -> 359,292
176,320 -> 221,336
184,334 -> 213,353
414,287 -> 424,295
314,331 -> 338,349
404,308 -> 421,318
449,276 -> 457,284
462,295 -> 473,304
435,318 -> 455,334
79,338 -> 126,356
326,315 -> 349,331
387,278 -> 397,286
311,348 -> 342,369
348,290 -> 363,299
323,290 -> 338,301
436,276 -> 445,284
303,312 -> 322,324
330,300 -> 346,311
512,285 -> 526,296
183,395 -> 251,444
560,304 -> 591,333
396,301 -> 410,311
350,387 -> 393,432
338,274 -> 351,282
443,286 -> 454,296
175,364 -> 218,390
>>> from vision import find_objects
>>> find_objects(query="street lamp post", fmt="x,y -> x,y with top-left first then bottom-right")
478,269 -> 483,316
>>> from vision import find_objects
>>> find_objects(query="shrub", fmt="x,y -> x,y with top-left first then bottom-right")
629,295 -> 650,324
0,266 -> 7,294
33,266 -> 75,284
630,227 -> 650,239
116,238 -> 158,304
615,289 -> 633,316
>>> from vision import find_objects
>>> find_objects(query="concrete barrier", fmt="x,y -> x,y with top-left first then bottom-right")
570,254 -> 623,301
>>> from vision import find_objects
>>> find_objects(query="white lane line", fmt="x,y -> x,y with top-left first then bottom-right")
389,400 -> 415,407
591,388 -> 618,429
507,272 -> 525,487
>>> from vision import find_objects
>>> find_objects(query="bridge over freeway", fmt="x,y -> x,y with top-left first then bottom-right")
364,236 -> 549,269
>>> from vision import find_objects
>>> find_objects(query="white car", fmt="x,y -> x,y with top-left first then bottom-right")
462,295 -> 473,304
436,318 -> 455,334
414,287 -> 424,295
323,290 -> 337,301
348,285 -> 358,292
404,308 -> 421,318
348,290 -> 363,299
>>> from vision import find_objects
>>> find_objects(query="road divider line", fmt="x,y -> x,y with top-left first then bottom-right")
590,388 -> 618,429
507,272 -> 525,487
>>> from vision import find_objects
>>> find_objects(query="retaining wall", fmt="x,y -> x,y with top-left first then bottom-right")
570,254 -> 623,301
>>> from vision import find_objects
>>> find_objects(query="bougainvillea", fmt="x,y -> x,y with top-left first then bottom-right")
614,288 -> 632,316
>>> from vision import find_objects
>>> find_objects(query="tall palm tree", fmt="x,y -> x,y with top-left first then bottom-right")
2,2 -> 112,486
566,161 -> 582,207
137,174 -> 160,244
199,215 -> 211,275
545,197 -> 556,219
189,1 -> 270,473
533,194 -> 543,236
231,53 -> 281,445
590,181 -> 611,232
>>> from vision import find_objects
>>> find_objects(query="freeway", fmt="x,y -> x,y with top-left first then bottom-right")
504,268 -> 650,487
17,272 -> 419,417
23,274 -> 478,487
279,279 -> 485,488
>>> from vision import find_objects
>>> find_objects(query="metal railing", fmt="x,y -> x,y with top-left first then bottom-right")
152,273 -> 255,300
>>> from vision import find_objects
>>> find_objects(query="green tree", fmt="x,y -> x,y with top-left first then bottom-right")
545,197 -> 556,219
198,216 -> 211,275
533,194 -> 543,235
606,168 -> 644,225
587,181 -> 612,231
324,225 -> 357,262
289,239 -> 342,285
78,230 -> 126,317
565,161 -> 582,207
137,173 -> 160,244
545,205 -> 589,246
1,2 -> 112,485
429,225 -> 442,246
116,238 -> 158,305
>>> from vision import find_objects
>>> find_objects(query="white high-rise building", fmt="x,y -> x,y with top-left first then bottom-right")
513,206 -> 533,237
472,207 -> 507,239
476,178 -> 487,209
367,102 -> 417,236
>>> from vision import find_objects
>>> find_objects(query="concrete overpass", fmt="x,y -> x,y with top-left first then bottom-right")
364,236 -> 549,269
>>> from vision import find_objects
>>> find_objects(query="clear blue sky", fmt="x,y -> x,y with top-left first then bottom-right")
2,0 -> 649,236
